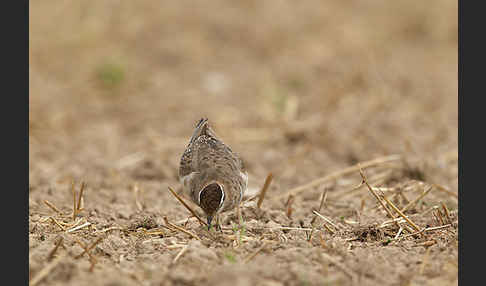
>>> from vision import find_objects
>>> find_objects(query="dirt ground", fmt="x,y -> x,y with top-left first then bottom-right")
29,1 -> 458,285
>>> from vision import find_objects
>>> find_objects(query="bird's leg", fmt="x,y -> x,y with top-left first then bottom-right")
215,214 -> 223,233
183,217 -> 190,228
237,204 -> 245,230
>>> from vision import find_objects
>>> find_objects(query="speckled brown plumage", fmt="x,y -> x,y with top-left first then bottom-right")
179,118 -> 248,228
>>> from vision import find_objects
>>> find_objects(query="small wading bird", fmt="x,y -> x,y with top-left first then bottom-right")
179,118 -> 248,230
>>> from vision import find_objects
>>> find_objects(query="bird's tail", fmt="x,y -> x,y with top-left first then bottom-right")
189,118 -> 216,143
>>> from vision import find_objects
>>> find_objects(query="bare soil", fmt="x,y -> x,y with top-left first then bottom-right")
29,1 -> 458,285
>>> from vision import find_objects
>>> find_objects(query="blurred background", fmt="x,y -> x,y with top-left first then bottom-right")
29,0 -> 457,205
29,1 -> 458,285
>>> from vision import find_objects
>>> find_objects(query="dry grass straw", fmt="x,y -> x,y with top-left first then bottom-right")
225,234 -> 255,243
44,200 -> 62,214
257,173 -> 273,209
313,210 -> 339,230
360,167 -> 424,237
30,253 -> 67,286
171,245 -> 189,265
49,217 -> 66,231
243,242 -> 267,263
133,183 -> 144,212
379,215 -> 419,229
74,237 -> 103,260
311,217 -> 335,235
66,221 -> 92,233
47,237 -> 65,261
432,210 -> 441,225
359,167 -> 398,222
400,185 -> 433,213
422,205 -> 440,217
432,183 -> 458,199
274,154 -> 402,201
441,202 -> 452,225
72,181 -> 76,221
360,197 -> 366,212
165,244 -> 188,249
434,209 -> 445,226
329,170 -> 394,201
44,181 -> 88,232
164,217 -> 201,240
419,247 -> 432,275
274,226 -> 315,231
74,237 -> 103,272
319,233 -> 327,248
94,226 -> 123,234
318,189 -> 328,212
398,224 -> 454,240
142,228 -> 167,236
115,152 -> 145,170
320,220 -> 336,235
320,252 -> 357,283
394,227 -> 404,240
167,186 -> 207,227
397,191 -> 410,205
418,240 -> 436,248
382,196 -> 421,233
308,189 -> 328,241
285,195 -> 295,219
72,181 -> 85,221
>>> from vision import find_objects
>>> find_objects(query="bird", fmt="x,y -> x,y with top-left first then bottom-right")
179,118 -> 248,230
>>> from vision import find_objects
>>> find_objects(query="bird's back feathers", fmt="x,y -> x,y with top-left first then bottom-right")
179,118 -> 247,213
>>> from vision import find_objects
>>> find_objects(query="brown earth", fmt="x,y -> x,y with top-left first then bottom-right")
29,1 -> 458,285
